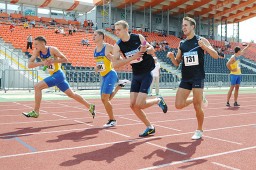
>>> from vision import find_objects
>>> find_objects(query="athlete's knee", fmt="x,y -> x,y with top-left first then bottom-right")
101,96 -> 109,104
175,101 -> 184,109
193,102 -> 202,112
34,83 -> 43,91
66,92 -> 76,98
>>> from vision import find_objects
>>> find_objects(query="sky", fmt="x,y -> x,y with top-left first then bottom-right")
218,16 -> 256,43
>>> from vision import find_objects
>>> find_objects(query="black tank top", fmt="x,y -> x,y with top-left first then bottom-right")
117,34 -> 155,75
179,35 -> 205,81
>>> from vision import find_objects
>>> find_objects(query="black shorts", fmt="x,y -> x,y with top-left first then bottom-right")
130,72 -> 153,94
179,79 -> 204,90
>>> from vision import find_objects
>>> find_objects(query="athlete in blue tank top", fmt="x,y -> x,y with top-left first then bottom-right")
167,17 -> 218,140
112,20 -> 168,137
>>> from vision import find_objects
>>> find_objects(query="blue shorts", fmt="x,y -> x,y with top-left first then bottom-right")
44,70 -> 70,92
130,72 -> 153,94
230,74 -> 241,85
179,79 -> 204,90
101,70 -> 118,95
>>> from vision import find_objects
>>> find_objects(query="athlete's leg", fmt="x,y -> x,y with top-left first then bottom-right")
109,85 -> 121,100
175,88 -> 192,109
34,80 -> 49,113
130,92 -> 152,127
101,93 -> 115,120
234,84 -> 240,103
64,88 -> 90,108
192,88 -> 204,131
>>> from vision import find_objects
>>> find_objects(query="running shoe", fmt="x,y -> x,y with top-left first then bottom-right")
139,127 -> 155,137
158,96 -> 168,113
191,130 -> 203,140
22,110 -> 39,118
89,104 -> 96,119
118,79 -> 131,87
103,120 -> 117,127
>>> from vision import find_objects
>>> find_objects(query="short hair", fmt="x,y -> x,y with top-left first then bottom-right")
95,30 -> 105,39
115,20 -> 129,29
183,17 -> 196,29
234,46 -> 241,53
35,36 -> 47,44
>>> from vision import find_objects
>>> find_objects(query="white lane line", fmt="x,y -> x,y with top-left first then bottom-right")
203,135 -> 242,145
154,124 -> 181,132
105,129 -> 131,138
140,146 -> 256,170
118,116 -> 141,122
146,142 -> 187,155
52,114 -> 67,119
212,162 -> 240,170
73,120 -> 93,127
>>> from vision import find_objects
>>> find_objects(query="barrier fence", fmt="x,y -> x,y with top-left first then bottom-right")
1,69 -> 255,92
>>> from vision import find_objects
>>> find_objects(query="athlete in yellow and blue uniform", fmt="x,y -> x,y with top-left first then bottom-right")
22,36 -> 95,118
226,44 -> 250,107
93,30 -> 129,127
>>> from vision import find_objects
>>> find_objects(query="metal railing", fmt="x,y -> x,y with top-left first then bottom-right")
2,69 -> 38,92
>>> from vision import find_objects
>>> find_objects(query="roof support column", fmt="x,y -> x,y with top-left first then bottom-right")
149,6 -> 152,32
108,0 -> 111,27
143,7 -> 145,32
167,10 -> 169,35
130,3 -> 132,31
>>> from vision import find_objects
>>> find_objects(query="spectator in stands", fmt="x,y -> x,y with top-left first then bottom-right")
112,20 -> 168,137
54,27 -> 60,34
84,38 -> 89,47
23,21 -> 29,29
30,19 -> 35,28
74,18 -> 77,21
26,34 -> 33,51
68,24 -> 73,36
59,27 -> 66,36
167,17 -> 218,140
149,57 -> 161,96
9,23 -> 15,32
225,39 -> 230,49
226,43 -> 250,107
93,30 -> 130,127
22,36 -> 95,119
14,11 -> 17,14
0,10 -> 3,13
73,26 -> 77,33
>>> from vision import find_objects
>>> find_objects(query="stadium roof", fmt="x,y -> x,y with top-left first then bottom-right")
7,0 -> 94,12
94,0 -> 256,23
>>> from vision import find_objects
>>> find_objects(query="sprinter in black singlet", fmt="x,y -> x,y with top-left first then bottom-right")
167,17 -> 218,140
112,20 -> 168,137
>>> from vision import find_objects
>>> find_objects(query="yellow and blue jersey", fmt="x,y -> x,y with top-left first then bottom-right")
39,47 -> 61,75
94,44 -> 113,77
230,56 -> 241,75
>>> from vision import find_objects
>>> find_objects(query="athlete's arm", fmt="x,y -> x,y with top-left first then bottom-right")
49,47 -> 68,64
138,34 -> 155,55
105,43 -> 114,61
167,45 -> 182,67
226,57 -> 236,71
28,49 -> 44,68
241,43 -> 250,55
198,37 -> 218,59
112,43 -> 143,68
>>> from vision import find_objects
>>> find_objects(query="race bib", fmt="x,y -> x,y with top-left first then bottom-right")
96,61 -> 106,72
47,64 -> 55,72
184,51 -> 199,66
125,49 -> 143,64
